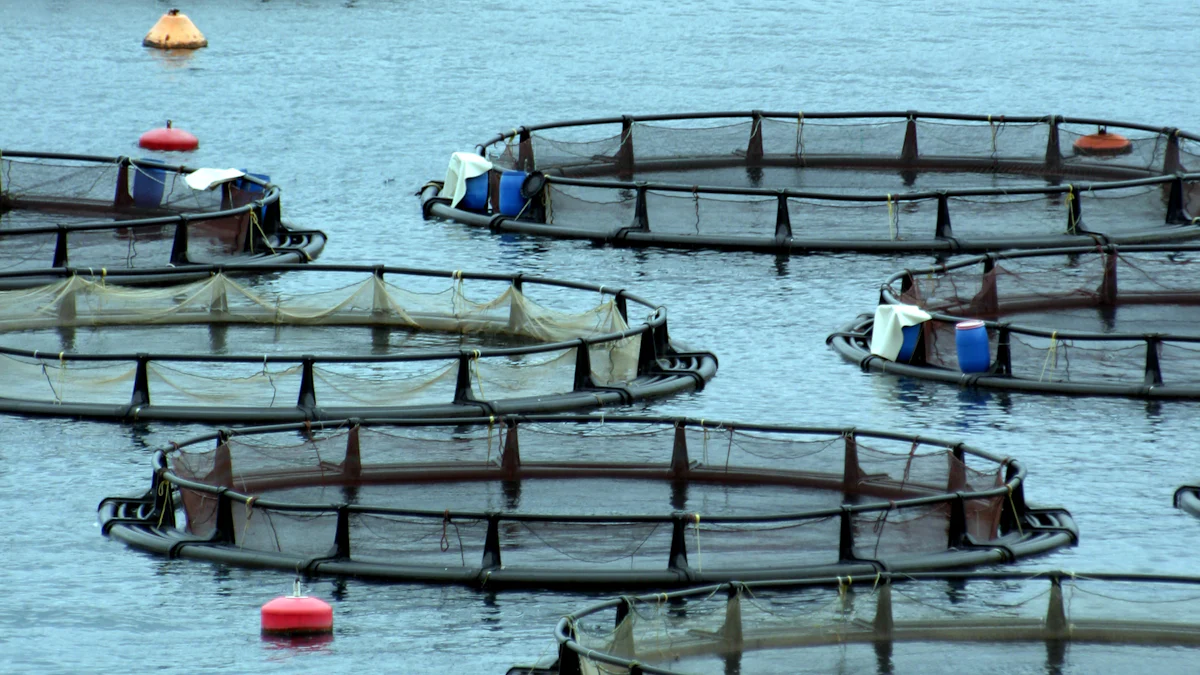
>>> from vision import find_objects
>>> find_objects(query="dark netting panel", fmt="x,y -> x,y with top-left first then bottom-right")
237,508 -> 338,557
351,513 -> 488,566
641,191 -> 777,237
498,520 -> 675,570
543,184 -> 630,233
1059,125 -> 1169,172
690,517 -> 840,570
759,118 -> 909,157
632,120 -> 754,161
1,157 -> 122,206
527,131 -> 623,171
912,119 -> 1049,160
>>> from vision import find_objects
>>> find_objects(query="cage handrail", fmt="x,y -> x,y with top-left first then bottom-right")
476,111 -> 1200,150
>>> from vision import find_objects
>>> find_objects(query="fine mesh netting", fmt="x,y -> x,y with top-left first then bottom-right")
163,421 -> 1008,574
0,272 -> 640,407
464,114 -> 1200,250
566,575 -> 1200,675
0,155 -> 289,270
895,247 -> 1200,387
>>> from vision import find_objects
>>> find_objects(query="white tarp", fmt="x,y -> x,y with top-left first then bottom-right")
185,168 -> 246,191
438,152 -> 492,208
870,304 -> 931,361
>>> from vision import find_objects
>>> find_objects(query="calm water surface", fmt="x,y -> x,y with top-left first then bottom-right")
2,1 -> 1200,672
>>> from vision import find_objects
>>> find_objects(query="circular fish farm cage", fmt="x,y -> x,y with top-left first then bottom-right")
529,571 -> 1200,674
0,151 -> 326,284
420,111 -> 1200,254
0,265 -> 714,422
99,415 -> 1075,589
828,243 -> 1200,399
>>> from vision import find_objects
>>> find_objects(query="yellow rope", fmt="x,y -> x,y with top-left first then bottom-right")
156,479 -> 171,528
470,350 -> 484,399
988,114 -> 998,156
1065,185 -> 1077,233
796,111 -> 805,157
239,496 -> 258,548
248,209 -> 277,255
486,415 -> 495,466
693,513 -> 702,572
1038,331 -> 1059,382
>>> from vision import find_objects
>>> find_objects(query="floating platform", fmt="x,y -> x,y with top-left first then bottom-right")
526,571 -> 1200,674
421,111 -> 1200,254
99,415 -> 1075,589
0,151 -> 325,285
828,243 -> 1200,399
0,265 -> 714,422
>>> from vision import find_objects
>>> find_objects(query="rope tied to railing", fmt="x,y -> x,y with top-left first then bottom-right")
692,185 -> 700,233
795,111 -> 805,158
156,479 -> 172,528
248,209 -> 277,255
470,350 -> 484,400
1038,330 -> 1060,382
693,513 -> 702,572
987,114 -> 999,157
485,415 -> 495,466
239,496 -> 258,548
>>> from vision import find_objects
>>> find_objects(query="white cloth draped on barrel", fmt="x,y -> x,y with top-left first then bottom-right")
438,152 -> 493,208
870,304 -> 931,361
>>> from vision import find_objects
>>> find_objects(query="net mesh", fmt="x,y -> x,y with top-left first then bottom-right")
0,273 -> 639,407
897,248 -> 1200,386
163,423 -> 1007,573
570,576 -> 1200,674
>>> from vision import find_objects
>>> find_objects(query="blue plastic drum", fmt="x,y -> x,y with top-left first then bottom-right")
896,324 -> 921,362
955,320 -> 991,373
460,173 -> 489,211
132,165 -> 166,208
499,170 -> 529,216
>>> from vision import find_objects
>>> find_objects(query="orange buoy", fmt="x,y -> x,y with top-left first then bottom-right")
261,582 -> 333,636
1073,128 -> 1133,156
139,121 -> 199,151
143,9 -> 207,50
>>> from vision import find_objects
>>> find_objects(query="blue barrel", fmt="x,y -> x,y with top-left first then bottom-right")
460,173 -> 489,211
499,170 -> 529,216
896,324 -> 921,362
132,165 -> 166,208
955,320 -> 991,373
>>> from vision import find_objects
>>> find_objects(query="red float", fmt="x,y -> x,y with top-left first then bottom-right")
138,121 -> 199,151
1073,128 -> 1132,156
261,584 -> 333,636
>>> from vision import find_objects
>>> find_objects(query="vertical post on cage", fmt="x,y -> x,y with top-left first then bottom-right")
169,218 -> 190,265
873,581 -> 894,639
52,226 -> 69,268
671,421 -> 689,477
935,193 -> 953,239
948,444 -> 967,493
614,290 -> 629,323
1166,175 -> 1188,224
517,128 -> 535,172
297,356 -> 316,409
212,490 -> 236,544
617,116 -> 636,177
668,514 -> 689,571
130,354 -> 151,407
1065,185 -> 1083,235
331,504 -> 351,559
1099,247 -> 1118,305
747,111 -> 764,165
114,157 -> 133,209
637,324 -> 658,376
994,325 -> 1013,376
901,113 -> 919,164
631,183 -> 650,231
1045,575 -> 1067,637
502,419 -> 521,474
999,462 -> 1027,533
775,192 -> 792,241
1162,129 -> 1183,175
557,623 -> 583,675
343,422 -> 362,480
573,338 -> 594,391
1144,337 -> 1164,387
947,493 -> 968,547
1044,116 -> 1063,172
481,514 -> 502,569
843,431 -> 862,494
454,352 -> 475,403
722,584 -> 744,651
838,506 -> 856,561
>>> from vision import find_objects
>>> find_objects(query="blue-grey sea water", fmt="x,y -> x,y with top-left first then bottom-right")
2,1 -> 1200,672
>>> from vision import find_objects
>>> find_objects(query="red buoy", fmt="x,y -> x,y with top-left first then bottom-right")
139,120 -> 199,151
1073,128 -> 1132,156
261,582 -> 333,636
